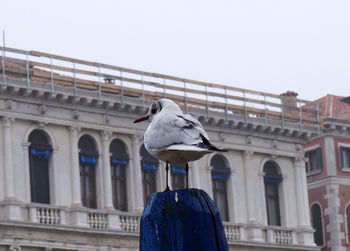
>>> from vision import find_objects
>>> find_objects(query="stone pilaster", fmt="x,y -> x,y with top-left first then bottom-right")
101,131 -> 113,209
1,117 -> 23,221
325,183 -> 346,251
294,157 -> 316,246
131,135 -> 144,212
69,126 -> 82,207
2,117 -> 15,200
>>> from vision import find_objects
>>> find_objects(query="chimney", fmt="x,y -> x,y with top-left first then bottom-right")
280,91 -> 298,121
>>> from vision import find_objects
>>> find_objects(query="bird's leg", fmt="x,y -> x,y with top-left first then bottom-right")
164,161 -> 170,192
185,163 -> 189,189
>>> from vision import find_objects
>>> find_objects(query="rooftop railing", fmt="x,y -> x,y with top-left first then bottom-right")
0,46 -> 321,133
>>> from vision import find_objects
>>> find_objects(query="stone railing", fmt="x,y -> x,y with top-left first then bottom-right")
265,226 -> 294,245
88,212 -> 107,229
8,204 -> 314,248
223,222 -> 242,241
119,213 -> 141,232
28,204 -> 61,225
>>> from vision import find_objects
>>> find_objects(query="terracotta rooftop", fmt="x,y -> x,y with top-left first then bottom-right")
314,94 -> 350,120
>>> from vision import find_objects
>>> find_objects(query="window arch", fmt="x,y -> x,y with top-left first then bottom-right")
211,155 -> 230,221
110,139 -> 129,211
28,129 -> 52,204
79,135 -> 98,209
264,161 -> 282,226
140,144 -> 158,203
346,204 -> 350,244
311,203 -> 324,246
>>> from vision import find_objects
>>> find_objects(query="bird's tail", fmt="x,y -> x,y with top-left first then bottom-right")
209,145 -> 228,152
199,134 -> 228,152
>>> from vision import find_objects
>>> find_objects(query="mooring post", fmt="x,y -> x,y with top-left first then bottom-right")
140,189 -> 229,251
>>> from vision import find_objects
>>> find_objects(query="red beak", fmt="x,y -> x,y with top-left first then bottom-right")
133,115 -> 150,123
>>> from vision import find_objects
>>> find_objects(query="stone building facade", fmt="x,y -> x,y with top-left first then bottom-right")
0,47 -> 318,250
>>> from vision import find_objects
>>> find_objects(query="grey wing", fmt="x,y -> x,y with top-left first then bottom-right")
144,114 -> 209,150
174,114 -> 210,145
180,114 -> 209,139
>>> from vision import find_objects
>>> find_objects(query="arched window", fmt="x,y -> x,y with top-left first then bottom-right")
211,155 -> 230,221
264,161 -> 282,226
346,204 -> 350,244
171,165 -> 186,190
79,135 -> 98,209
140,144 -> 158,203
28,130 -> 52,204
110,139 -> 128,211
311,203 -> 324,246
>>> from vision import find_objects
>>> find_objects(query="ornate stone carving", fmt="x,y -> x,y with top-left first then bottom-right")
243,150 -> 253,159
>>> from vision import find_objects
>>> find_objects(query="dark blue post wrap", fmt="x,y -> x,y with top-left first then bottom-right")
140,189 -> 229,251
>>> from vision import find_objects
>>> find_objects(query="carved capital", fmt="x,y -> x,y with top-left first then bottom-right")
294,156 -> 306,166
243,150 -> 254,160
69,126 -> 81,136
132,134 -> 143,143
8,245 -> 21,251
101,130 -> 112,141
2,116 -> 14,128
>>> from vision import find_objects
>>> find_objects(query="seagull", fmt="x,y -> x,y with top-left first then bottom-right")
134,98 -> 227,191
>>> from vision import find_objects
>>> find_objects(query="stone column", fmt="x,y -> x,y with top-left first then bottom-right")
2,117 -> 15,200
294,157 -> 316,246
243,150 -> 264,242
2,117 -> 22,221
190,161 -> 200,189
243,151 -> 257,223
294,157 -> 310,227
70,126 -> 82,207
101,131 -> 114,209
131,135 -> 144,212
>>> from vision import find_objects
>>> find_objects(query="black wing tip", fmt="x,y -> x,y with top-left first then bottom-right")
199,134 -> 228,152
215,148 -> 228,152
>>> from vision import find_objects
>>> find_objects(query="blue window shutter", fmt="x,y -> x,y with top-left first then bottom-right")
29,147 -> 51,159
111,158 -> 128,165
142,162 -> 157,171
80,154 -> 98,164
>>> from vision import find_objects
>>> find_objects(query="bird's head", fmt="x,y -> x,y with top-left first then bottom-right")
133,98 -> 181,123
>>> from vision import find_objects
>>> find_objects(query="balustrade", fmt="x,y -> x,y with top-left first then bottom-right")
88,212 -> 107,229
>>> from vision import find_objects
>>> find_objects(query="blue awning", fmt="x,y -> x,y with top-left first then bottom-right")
264,177 -> 281,184
171,166 -> 186,175
80,154 -> 98,164
111,158 -> 128,165
142,162 -> 157,171
30,147 -> 51,159
212,173 -> 229,180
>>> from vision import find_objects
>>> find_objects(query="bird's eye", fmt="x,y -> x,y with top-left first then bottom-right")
151,103 -> 158,114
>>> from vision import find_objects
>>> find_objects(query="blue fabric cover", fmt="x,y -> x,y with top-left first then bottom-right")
142,162 -> 157,171
140,188 -> 229,251
79,154 -> 97,164
111,158 -> 128,165
212,173 -> 229,180
171,166 -> 186,174
264,177 -> 281,183
30,148 -> 51,159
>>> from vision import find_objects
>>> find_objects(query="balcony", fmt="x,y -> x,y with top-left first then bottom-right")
0,203 -> 314,249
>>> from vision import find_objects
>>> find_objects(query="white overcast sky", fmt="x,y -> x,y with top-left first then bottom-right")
1,0 -> 349,101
